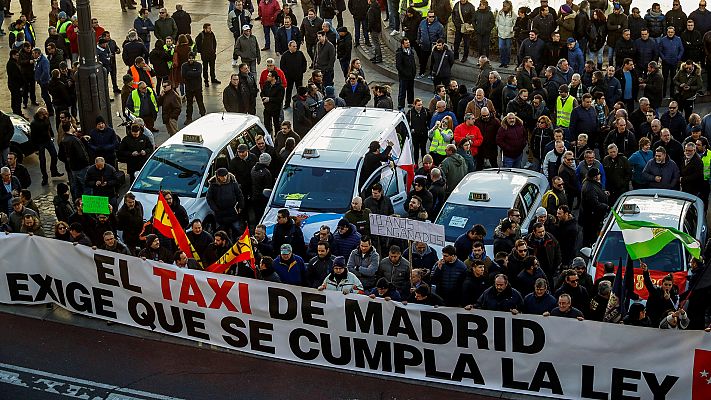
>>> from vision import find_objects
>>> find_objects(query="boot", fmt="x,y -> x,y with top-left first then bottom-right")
597,62 -> 603,70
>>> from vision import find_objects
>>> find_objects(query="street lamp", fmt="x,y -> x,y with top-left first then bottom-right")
75,0 -> 112,134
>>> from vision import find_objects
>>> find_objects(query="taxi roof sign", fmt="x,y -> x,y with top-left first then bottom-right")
621,203 -> 640,214
302,148 -> 320,158
182,134 -> 204,144
468,192 -> 490,202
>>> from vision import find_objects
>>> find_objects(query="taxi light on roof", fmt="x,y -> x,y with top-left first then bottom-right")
302,148 -> 320,158
469,192 -> 489,202
621,204 -> 640,214
183,134 -> 203,144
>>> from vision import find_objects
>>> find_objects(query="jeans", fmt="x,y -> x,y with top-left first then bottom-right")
662,62 -> 676,98
587,47 -> 604,65
263,25 -> 277,48
339,58 -> 350,78
498,38 -> 511,66
476,33 -> 490,57
202,59 -> 216,82
502,154 -> 523,168
354,19 -> 369,44
397,79 -> 414,109
387,0 -> 399,30
185,90 -> 206,120
36,141 -> 59,179
323,69 -> 334,87
39,83 -> 54,114
371,30 -> 382,61
607,45 -> 615,66
69,166 -> 89,199
453,30 -> 469,58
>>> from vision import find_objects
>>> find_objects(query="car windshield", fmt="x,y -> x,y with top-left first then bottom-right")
131,145 -> 211,197
436,203 -> 508,244
596,231 -> 684,272
271,165 -> 356,213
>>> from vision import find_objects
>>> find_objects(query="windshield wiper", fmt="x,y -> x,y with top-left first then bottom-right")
153,156 -> 202,177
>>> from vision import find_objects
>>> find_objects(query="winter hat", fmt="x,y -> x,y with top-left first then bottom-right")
376,277 -> 390,289
613,3 -> 621,10
11,197 -> 21,206
216,167 -> 229,177
558,84 -> 569,93
280,243 -> 292,255
237,143 -> 249,152
95,115 -> 105,124
333,256 -> 346,267
258,152 -> 272,165
566,37 -> 576,44
692,125 -> 702,132
535,207 -> 547,217
58,11 -> 67,19
561,4 -> 572,14
587,167 -> 601,179
337,27 -> 348,33
414,176 -> 427,187
57,182 -> 70,195
571,257 -> 586,269
145,234 -> 158,247
325,85 -> 336,97
297,86 -> 308,96
337,218 -> 350,228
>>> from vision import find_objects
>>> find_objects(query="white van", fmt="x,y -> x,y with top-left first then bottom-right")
260,107 -> 412,242
127,113 -> 268,232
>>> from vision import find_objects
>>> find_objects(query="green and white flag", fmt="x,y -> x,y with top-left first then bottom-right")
612,211 -> 701,260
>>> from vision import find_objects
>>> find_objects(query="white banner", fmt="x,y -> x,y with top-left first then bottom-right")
1,234 -> 711,399
369,214 -> 446,247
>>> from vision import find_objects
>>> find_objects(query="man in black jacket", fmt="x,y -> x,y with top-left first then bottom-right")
228,143 -> 257,204
405,99 -> 431,164
6,49 -> 25,116
680,141 -> 705,197
181,53 -> 205,124
59,128 -> 92,200
366,0 -> 382,63
359,140 -> 393,193
206,168 -> 245,239
261,70 -> 285,136
396,38 -> 416,111
280,40 -> 308,109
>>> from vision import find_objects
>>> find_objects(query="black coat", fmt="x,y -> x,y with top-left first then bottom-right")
366,2 -> 381,33
0,112 -> 12,150
275,26 -> 303,55
348,0 -> 369,20
85,164 -> 118,199
172,10 -> 192,35
681,154 -> 705,195
59,134 -> 92,171
336,32 -> 353,60
118,134 -> 152,172
122,40 -> 149,67
228,152 -> 258,195
30,117 -> 53,145
262,81 -> 285,114
6,59 -> 24,91
340,80 -> 371,106
222,84 -> 241,112
206,174 -> 245,223
181,61 -> 203,92
581,179 -> 609,224
250,162 -> 273,200
280,49 -> 308,80
395,47 -> 416,80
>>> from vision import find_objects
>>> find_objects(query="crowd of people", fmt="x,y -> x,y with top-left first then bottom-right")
2,0 -> 711,331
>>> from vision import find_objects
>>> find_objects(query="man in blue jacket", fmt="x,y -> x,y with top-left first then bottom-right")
566,38 -> 584,74
431,245 -> 467,306
633,28 -> 659,78
416,11 -> 444,78
32,47 -> 53,115
569,94 -> 598,141
658,26 -> 684,98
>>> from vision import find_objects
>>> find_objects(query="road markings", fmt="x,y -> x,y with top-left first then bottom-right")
0,363 -> 184,400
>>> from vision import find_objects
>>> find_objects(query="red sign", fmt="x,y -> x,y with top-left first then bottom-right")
594,263 -> 687,299
693,349 -> 711,399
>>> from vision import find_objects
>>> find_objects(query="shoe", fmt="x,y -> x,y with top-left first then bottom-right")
122,8 -> 127,12
365,41 -> 372,47
231,59 -> 238,67
211,79 -> 221,84
283,104 -> 290,110
261,47 -> 269,51
369,57 -> 377,62
51,171 -> 64,178
460,57 -> 468,63
255,16 -> 261,20
390,30 -> 399,36
113,88 -> 121,94
149,127 -> 159,133
128,5 -> 136,9
31,101 -> 40,106
416,73 -> 424,79
23,104 -> 27,109
109,98 -> 114,102
373,59 -> 383,64
41,178 -> 48,186
453,53 -> 459,60
205,81 -> 209,87
184,119 -> 193,125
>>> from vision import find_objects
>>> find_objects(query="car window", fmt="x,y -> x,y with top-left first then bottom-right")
514,195 -> 526,221
521,183 -> 540,214
684,204 -> 698,237
597,231 -> 683,272
132,145 -> 211,198
380,166 -> 398,197
436,204 -> 508,243
205,147 -> 230,194
227,124 -> 261,155
272,165 -> 357,213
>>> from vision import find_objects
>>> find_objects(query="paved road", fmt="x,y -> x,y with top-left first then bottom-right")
0,312 -> 505,400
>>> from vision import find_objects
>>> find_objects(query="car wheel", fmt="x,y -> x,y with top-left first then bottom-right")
9,143 -> 23,163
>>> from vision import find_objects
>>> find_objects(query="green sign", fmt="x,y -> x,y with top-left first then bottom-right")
82,195 -> 110,214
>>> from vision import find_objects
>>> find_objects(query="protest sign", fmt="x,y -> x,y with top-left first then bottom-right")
81,195 -> 110,214
369,214 -> 445,247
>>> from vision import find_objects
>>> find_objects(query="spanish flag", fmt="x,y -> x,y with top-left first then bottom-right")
206,228 -> 256,274
153,192 -> 202,267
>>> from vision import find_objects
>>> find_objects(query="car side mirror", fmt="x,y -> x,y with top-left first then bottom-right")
580,247 -> 592,258
263,188 -> 272,199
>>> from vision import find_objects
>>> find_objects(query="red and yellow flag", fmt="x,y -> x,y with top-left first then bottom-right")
153,192 -> 202,266
206,228 -> 255,274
